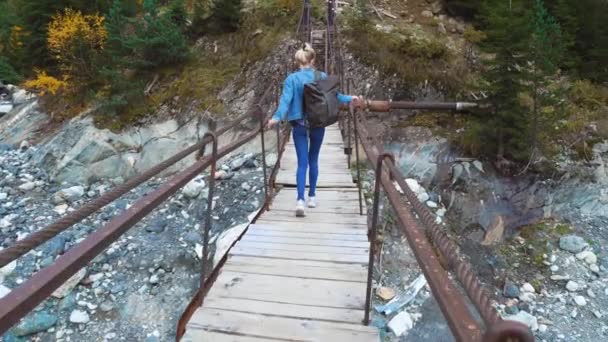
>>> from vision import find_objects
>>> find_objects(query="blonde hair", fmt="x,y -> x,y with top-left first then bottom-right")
295,42 -> 316,66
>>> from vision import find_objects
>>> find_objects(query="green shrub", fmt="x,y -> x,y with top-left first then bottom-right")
0,56 -> 22,84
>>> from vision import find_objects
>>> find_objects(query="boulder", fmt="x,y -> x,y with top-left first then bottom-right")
559,235 -> 588,253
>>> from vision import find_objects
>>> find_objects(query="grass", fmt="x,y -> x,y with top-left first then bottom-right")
498,221 -> 573,275
342,12 -> 468,95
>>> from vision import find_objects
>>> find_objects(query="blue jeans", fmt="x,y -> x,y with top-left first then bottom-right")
291,122 -> 325,201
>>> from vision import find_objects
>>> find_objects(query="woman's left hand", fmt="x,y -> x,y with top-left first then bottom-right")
351,96 -> 362,107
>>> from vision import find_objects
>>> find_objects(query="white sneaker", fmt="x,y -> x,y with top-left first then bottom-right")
296,200 -> 306,217
307,197 -> 316,208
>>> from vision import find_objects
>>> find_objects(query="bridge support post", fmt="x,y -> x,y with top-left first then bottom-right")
351,105 -> 364,216
199,132 -> 217,291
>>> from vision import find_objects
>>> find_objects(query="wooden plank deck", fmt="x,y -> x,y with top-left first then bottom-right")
183,124 -> 379,341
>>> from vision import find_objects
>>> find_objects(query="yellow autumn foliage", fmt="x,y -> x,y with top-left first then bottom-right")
47,9 -> 106,83
23,71 -> 68,95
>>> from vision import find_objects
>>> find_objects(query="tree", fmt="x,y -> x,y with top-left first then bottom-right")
191,0 -> 211,36
475,0 -> 532,161
168,0 -> 188,33
528,0 -> 564,155
47,8 -> 107,87
210,0 -> 243,33
0,56 -> 22,84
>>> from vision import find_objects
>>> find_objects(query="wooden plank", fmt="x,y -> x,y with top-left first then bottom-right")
207,271 -> 367,308
230,246 -> 369,264
203,297 -> 366,324
235,241 -> 368,255
267,206 -> 361,214
258,213 -> 367,225
185,309 -> 379,342
183,331 -> 274,342
251,223 -> 367,234
246,230 -> 369,242
240,234 -> 369,248
223,255 -> 368,282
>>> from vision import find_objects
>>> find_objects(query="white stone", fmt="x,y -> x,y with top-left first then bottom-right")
538,324 -> 547,333
388,311 -> 415,337
53,186 -> 85,204
19,140 -> 30,150
18,181 -> 36,191
522,283 -> 535,293
504,311 -> 538,331
0,259 -> 16,276
417,192 -> 430,203
550,265 -> 559,272
473,160 -> 484,173
0,284 -> 11,298
52,268 -> 87,298
576,250 -> 597,264
105,332 -> 117,339
566,281 -> 580,292
88,273 -> 104,283
405,178 -> 422,194
54,204 -> 69,215
436,208 -> 446,217
574,295 -> 587,306
69,309 -> 90,324
590,264 -> 600,273
519,292 -> 536,302
587,289 -> 596,298
149,274 -> 159,284
426,201 -> 438,208
0,193 -> 7,201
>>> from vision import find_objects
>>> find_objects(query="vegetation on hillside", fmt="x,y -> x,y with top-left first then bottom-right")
0,0 -> 307,129
347,0 -> 607,171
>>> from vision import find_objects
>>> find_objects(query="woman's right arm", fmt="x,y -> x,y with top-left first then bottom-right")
271,76 -> 294,122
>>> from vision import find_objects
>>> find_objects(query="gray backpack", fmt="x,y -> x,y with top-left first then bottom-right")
303,71 -> 340,128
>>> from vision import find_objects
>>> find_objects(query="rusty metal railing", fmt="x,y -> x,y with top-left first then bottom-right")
343,95 -> 534,341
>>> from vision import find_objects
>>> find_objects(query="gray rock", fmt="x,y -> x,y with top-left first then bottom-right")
421,10 -> 434,17
230,153 -> 254,171
149,274 -> 159,285
100,300 -> 115,312
110,282 -> 126,294
503,281 -> 520,298
504,310 -> 538,331
13,312 -> 58,336
52,186 -> 85,204
146,219 -> 168,233
69,309 -> 90,324
505,305 -> 519,315
184,231 -> 200,244
42,236 -> 66,257
437,22 -> 447,34
182,178 -> 205,199
559,235 -> 588,253
58,293 -> 77,311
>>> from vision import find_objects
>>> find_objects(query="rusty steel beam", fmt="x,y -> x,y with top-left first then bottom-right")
0,125 -> 264,336
340,100 -> 477,112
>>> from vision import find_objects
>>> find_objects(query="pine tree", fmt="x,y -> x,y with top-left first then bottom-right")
210,0 -> 243,33
168,0 -> 188,33
476,0 -> 532,161
191,0 -> 210,36
529,0 -> 564,155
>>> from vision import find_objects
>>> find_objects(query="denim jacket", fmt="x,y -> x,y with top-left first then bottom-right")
272,68 -> 353,123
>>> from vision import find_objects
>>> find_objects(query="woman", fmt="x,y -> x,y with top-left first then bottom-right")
267,43 -> 359,217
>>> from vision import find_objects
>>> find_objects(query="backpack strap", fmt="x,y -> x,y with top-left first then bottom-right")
314,70 -> 322,82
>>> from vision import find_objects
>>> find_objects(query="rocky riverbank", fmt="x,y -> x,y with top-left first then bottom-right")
0,142 -> 275,341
